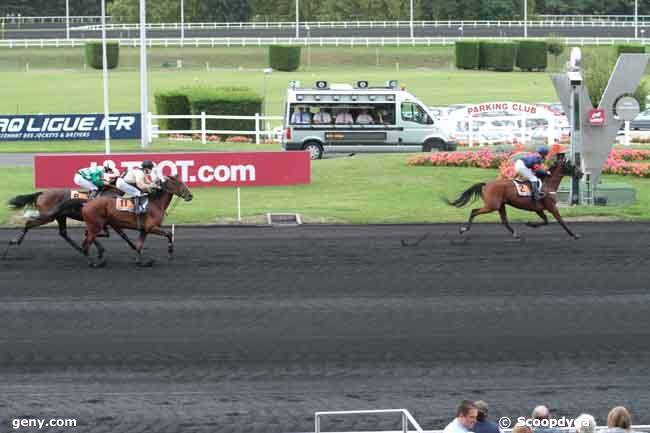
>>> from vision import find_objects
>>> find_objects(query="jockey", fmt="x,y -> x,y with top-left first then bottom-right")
514,146 -> 550,200
115,160 -> 160,211
73,162 -> 119,198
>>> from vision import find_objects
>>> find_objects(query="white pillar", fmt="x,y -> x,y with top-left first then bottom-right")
101,0 -> 111,154
524,0 -> 528,38
140,0 -> 149,148
409,0 -> 414,39
180,0 -> 185,44
635,0 -> 639,39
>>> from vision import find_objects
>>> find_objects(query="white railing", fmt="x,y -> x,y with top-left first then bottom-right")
72,19 -> 650,32
149,112 -> 283,145
2,36 -> 649,48
0,16 -> 106,25
539,14 -> 650,22
315,409 -> 424,433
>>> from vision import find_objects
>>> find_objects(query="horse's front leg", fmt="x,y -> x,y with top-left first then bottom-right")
547,204 -> 580,240
148,226 -> 174,259
56,216 -> 84,253
134,231 -> 153,267
526,210 -> 549,228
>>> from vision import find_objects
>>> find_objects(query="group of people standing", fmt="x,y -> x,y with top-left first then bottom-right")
291,106 -> 381,125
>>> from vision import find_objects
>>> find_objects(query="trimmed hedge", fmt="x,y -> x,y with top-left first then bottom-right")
84,41 -> 119,70
154,90 -> 191,131
615,44 -> 646,56
479,41 -> 517,72
516,40 -> 547,71
455,41 -> 480,69
269,45 -> 301,71
188,87 -> 263,132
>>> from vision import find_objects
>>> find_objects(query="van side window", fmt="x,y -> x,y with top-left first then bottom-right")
401,102 -> 429,124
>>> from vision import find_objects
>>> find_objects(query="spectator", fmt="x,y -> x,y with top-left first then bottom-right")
356,108 -> 374,124
606,407 -> 632,433
335,108 -> 354,125
313,108 -> 332,124
443,400 -> 478,433
531,405 -> 560,433
514,425 -> 534,433
291,106 -> 311,124
473,400 -> 501,433
574,414 -> 596,433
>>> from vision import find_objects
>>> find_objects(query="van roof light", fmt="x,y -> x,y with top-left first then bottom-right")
315,80 -> 329,89
355,80 -> 369,89
387,80 -> 399,89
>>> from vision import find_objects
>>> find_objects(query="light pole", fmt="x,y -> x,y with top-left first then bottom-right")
180,0 -> 184,44
306,24 -> 311,69
100,0 -> 111,154
409,0 -> 414,39
524,0 -> 528,38
65,0 -> 70,40
635,0 -> 639,39
140,0 -> 149,148
295,0 -> 299,38
262,68 -> 273,138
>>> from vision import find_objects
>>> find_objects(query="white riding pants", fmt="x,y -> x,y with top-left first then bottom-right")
116,177 -> 143,196
514,160 -> 538,184
73,173 -> 98,191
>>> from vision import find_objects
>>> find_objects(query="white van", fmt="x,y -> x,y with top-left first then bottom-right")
281,80 -> 456,160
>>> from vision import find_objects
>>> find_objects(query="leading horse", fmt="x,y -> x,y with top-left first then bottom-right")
445,153 -> 582,239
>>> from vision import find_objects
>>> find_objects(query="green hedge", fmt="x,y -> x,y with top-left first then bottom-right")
479,41 -> 517,72
155,86 -> 263,134
615,44 -> 646,56
516,40 -> 547,71
84,41 -> 119,70
269,45 -> 301,71
455,41 -> 480,69
154,90 -> 191,131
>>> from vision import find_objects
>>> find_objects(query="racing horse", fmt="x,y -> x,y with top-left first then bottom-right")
55,175 -> 193,267
445,153 -> 582,239
5,186 -> 121,258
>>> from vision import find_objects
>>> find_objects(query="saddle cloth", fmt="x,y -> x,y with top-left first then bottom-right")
70,190 -> 89,200
512,178 -> 541,197
115,197 -> 148,214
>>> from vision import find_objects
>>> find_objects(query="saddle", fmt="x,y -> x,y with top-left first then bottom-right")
115,196 -> 148,214
70,190 -> 89,200
512,177 -> 541,197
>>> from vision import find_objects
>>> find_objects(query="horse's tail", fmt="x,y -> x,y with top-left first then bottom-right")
46,198 -> 86,219
8,192 -> 43,210
444,182 -> 486,208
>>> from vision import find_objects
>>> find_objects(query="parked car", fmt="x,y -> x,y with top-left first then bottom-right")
629,109 -> 650,130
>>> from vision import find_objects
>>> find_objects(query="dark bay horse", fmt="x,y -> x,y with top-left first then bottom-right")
6,187 -> 120,256
446,153 -> 582,239
56,175 -> 193,267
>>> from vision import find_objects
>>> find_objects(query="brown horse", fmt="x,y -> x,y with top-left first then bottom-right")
446,153 -> 582,239
5,187 -> 121,257
56,175 -> 193,267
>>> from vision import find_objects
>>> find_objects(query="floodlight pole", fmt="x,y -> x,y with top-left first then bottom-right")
409,0 -> 414,39
524,0 -> 528,38
101,0 -> 111,154
180,0 -> 184,44
65,0 -> 70,40
635,0 -> 638,39
295,0 -> 299,38
140,0 -> 149,148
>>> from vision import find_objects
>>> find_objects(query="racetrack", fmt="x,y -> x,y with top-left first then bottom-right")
1,223 -> 650,433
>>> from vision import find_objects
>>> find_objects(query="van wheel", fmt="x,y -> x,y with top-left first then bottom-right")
303,142 -> 323,160
423,139 -> 445,152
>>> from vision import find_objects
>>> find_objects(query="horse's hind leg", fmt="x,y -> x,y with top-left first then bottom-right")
460,206 -> 496,235
56,217 -> 84,253
82,226 -> 106,268
3,217 -> 50,259
526,210 -> 549,228
113,227 -> 137,251
498,205 -> 519,239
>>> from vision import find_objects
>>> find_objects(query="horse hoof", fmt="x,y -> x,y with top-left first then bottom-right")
89,260 -> 106,268
573,234 -> 581,240
459,226 -> 468,235
513,233 -> 520,240
137,259 -> 154,267
9,240 -> 18,246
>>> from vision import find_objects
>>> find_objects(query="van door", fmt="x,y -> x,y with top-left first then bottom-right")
398,102 -> 433,151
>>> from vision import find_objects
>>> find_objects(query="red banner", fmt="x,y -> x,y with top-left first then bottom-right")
34,152 -> 311,188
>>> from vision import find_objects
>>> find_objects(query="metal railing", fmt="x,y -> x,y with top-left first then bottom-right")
315,409 -> 424,433
149,112 -> 283,145
0,16 -> 106,25
2,36 -> 650,48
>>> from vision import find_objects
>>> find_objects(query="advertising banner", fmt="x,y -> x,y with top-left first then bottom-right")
34,152 -> 311,188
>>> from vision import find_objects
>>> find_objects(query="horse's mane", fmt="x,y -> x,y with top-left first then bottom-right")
149,175 -> 181,200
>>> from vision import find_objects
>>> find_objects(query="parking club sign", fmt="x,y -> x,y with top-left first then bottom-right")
0,113 -> 141,141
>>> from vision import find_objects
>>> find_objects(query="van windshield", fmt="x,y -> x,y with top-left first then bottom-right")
289,103 -> 396,125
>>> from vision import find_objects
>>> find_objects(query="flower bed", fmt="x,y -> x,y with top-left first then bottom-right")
407,145 -> 650,178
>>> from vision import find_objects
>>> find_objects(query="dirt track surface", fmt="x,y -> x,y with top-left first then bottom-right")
1,223 -> 649,433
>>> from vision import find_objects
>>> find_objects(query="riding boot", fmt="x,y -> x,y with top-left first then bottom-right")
532,181 -> 545,200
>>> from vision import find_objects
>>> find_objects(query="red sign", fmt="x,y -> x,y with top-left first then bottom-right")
588,108 -> 606,126
34,152 -> 311,188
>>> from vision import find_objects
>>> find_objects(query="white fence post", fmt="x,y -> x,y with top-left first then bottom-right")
147,112 -> 153,144
201,111 -> 207,144
255,112 -> 261,144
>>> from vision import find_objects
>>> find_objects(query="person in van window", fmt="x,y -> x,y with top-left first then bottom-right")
356,108 -> 374,124
335,108 -> 354,124
313,108 -> 332,124
291,106 -> 312,124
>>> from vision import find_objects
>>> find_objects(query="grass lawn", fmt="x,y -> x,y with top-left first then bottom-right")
2,153 -> 650,226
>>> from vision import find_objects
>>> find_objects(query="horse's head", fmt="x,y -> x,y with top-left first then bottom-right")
550,153 -> 583,179
160,175 -> 193,201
